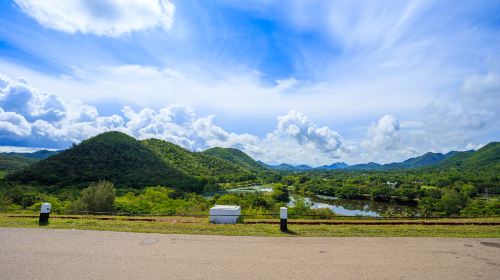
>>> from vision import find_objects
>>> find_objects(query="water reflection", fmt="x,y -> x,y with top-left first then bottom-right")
291,194 -> 418,217
202,185 -> 273,199
202,185 -> 418,217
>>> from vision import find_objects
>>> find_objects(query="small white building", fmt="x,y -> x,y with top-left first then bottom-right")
386,181 -> 399,189
209,205 -> 241,224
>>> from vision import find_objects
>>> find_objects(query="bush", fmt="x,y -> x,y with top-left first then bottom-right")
0,194 -> 14,207
30,195 -> 64,213
289,198 -> 336,219
271,184 -> 290,202
78,181 -> 116,213
461,199 -> 500,217
438,190 -> 466,215
113,186 -> 206,215
336,185 -> 366,199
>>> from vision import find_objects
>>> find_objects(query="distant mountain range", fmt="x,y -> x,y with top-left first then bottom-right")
0,150 -> 60,172
261,143 -> 499,171
0,150 -> 60,159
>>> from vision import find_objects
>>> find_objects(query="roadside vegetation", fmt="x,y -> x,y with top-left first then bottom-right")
1,214 -> 499,238
1,179 -> 498,219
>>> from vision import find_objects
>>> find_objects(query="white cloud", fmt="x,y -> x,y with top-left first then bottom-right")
0,70 -> 495,166
363,115 -> 400,151
0,74 -> 66,122
0,146 -> 56,153
0,107 -> 31,137
273,110 -> 342,153
0,72 -> 351,165
14,0 -> 175,36
354,114 -> 423,163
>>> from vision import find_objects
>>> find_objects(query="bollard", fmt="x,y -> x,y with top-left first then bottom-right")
39,203 -> 51,226
280,207 -> 288,232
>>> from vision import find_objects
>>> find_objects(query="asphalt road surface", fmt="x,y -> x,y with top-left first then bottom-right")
1,227 -> 499,279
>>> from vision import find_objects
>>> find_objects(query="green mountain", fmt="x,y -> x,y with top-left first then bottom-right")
141,139 -> 255,182
0,155 -> 38,171
202,147 -> 268,172
382,152 -> 451,169
347,162 -> 384,171
438,142 -> 500,169
7,132 -> 204,192
0,150 -> 60,160
318,162 -> 349,170
0,150 -> 62,172
343,143 -> 499,171
267,163 -> 312,171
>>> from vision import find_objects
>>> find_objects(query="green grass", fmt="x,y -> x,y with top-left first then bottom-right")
1,214 -> 500,237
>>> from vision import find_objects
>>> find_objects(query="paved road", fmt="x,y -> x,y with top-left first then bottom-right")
1,228 -> 499,280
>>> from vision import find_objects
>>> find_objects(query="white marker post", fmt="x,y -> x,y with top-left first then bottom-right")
280,207 -> 288,232
39,203 -> 51,226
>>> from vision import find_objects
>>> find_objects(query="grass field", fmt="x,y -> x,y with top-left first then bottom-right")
1,214 -> 500,237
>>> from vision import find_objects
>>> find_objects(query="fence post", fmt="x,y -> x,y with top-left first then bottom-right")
280,207 -> 288,232
39,203 -> 51,226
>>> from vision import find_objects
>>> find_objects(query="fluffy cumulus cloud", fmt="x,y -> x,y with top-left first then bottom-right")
273,110 -> 342,153
363,115 -> 400,151
13,0 -> 175,36
0,107 -> 31,137
0,73 -> 348,166
0,71 -> 495,165
0,74 -> 123,144
355,114 -> 422,163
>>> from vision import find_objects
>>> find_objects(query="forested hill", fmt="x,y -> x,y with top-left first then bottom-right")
0,150 -> 60,172
0,150 -> 60,159
141,139 -> 256,182
437,142 -> 500,169
5,132 -> 267,191
201,147 -> 268,172
6,132 -> 204,192
0,155 -> 38,172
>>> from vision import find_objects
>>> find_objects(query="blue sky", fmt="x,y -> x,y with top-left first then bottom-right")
0,0 -> 499,165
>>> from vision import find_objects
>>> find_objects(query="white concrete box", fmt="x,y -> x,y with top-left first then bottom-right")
209,205 -> 241,224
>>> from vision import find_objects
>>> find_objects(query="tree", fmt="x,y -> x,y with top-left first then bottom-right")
272,184 -> 290,203
20,192 -> 42,208
79,181 -> 116,212
460,184 -> 477,198
419,197 -> 438,217
370,187 -> 394,202
438,190 -> 466,215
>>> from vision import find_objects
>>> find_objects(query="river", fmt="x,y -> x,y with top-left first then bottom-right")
202,185 -> 419,217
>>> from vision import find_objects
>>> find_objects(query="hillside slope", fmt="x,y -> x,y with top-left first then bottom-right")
202,147 -> 267,172
7,132 -> 204,192
438,142 -> 499,169
382,152 -> 450,169
0,155 -> 38,172
141,139 -> 255,182
0,150 -> 60,160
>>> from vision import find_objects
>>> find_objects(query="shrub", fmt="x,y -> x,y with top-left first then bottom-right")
461,199 -> 500,217
438,190 -> 466,215
271,184 -> 290,202
78,181 -> 116,213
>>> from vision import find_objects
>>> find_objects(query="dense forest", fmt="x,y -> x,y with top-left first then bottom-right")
0,131 -> 498,218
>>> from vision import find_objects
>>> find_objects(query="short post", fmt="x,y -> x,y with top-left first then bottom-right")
280,207 -> 288,232
39,203 -> 51,226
